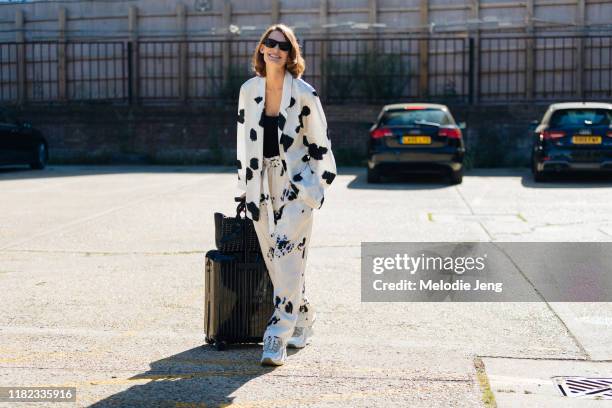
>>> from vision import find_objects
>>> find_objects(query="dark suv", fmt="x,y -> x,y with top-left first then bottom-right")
367,103 -> 465,184
531,102 -> 612,181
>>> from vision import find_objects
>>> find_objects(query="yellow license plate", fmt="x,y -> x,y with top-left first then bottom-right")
572,135 -> 601,145
402,135 -> 431,144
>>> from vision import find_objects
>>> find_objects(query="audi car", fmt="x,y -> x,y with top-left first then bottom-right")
367,103 -> 466,184
531,102 -> 612,181
0,108 -> 48,170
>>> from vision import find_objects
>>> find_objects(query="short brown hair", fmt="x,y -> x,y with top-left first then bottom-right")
252,24 -> 305,78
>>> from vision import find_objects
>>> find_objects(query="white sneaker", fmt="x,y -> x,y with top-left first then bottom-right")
287,325 -> 314,349
261,336 -> 286,366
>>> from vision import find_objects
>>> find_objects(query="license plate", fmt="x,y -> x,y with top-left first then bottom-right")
402,135 -> 431,144
572,135 -> 601,145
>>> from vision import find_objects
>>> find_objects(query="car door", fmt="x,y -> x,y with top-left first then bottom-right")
0,109 -> 19,164
0,110 -> 30,164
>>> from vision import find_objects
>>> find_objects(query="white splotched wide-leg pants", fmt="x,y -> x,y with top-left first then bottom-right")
253,155 -> 317,343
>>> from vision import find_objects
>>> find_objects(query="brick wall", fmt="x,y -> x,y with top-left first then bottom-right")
10,102 -> 551,168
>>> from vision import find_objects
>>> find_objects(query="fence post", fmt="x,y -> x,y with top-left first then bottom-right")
468,0 -> 479,104
525,0 -> 535,100
366,0 -> 377,55
576,37 -> 585,100
418,0 -> 429,98
271,0 -> 280,23
576,0 -> 585,99
15,9 -> 26,105
319,0 -> 329,103
58,7 -> 67,101
127,41 -> 133,104
222,0 -> 232,94
468,37 -> 474,105
177,3 -> 187,103
128,5 -> 139,105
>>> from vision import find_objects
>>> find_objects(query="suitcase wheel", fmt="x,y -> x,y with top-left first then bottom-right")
205,336 -> 214,345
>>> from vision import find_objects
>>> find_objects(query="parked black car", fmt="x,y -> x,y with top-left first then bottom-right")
0,108 -> 48,169
531,102 -> 612,182
367,103 -> 466,184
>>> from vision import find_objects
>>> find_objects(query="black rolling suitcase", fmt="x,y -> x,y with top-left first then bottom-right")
204,197 -> 274,350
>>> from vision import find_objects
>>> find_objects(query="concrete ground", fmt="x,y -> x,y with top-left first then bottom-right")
0,165 -> 611,407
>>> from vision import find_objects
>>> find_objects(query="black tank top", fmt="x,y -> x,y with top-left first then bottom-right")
263,113 -> 280,158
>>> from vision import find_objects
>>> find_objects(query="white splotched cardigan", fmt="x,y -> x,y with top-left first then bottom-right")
236,70 -> 337,222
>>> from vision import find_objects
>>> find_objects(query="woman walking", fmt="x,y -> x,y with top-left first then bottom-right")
236,24 -> 336,366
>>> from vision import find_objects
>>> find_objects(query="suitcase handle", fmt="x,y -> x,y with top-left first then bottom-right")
234,195 -> 249,263
234,196 -> 246,218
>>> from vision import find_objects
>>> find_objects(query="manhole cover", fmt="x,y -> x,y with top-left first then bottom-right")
553,376 -> 612,399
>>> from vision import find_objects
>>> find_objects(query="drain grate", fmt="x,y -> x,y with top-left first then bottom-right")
553,377 -> 612,399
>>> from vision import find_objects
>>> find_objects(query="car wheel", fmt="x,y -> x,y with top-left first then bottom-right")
367,167 -> 381,183
30,142 -> 48,170
449,169 -> 463,185
532,157 -> 547,182
533,170 -> 547,182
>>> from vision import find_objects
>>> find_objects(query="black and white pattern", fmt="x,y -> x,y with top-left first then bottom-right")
236,71 -> 331,344
236,70 -> 337,219
251,155 -> 316,344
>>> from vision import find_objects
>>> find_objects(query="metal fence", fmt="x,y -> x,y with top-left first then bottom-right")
303,37 -> 468,104
478,36 -> 612,101
0,35 -> 610,105
0,41 -> 126,102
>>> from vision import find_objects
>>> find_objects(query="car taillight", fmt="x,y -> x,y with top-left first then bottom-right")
607,130 -> 612,137
371,128 -> 393,139
438,127 -> 462,139
542,130 -> 566,139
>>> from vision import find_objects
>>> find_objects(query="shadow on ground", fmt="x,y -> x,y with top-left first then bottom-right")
344,167 -> 612,190
88,343 -> 302,407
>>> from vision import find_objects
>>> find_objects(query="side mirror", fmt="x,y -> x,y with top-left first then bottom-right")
458,122 -> 467,130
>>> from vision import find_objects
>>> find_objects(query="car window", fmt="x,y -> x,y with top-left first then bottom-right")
550,109 -> 612,127
380,109 -> 449,126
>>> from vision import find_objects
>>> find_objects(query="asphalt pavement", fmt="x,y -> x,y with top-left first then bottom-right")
1,165 -> 611,407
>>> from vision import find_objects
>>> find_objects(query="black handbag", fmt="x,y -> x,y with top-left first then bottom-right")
214,196 -> 261,253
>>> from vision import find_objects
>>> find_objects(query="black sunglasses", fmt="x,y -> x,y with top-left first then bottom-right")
263,38 -> 292,52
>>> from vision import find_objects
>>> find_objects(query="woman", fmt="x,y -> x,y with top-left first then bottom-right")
236,24 -> 337,366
